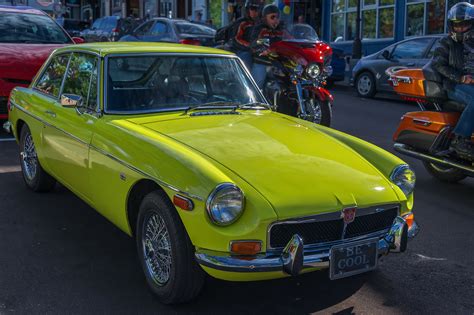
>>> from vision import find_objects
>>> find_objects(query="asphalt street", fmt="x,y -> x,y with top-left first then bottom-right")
0,86 -> 473,314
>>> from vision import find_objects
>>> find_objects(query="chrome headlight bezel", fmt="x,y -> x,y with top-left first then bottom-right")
206,183 -> 245,226
306,63 -> 321,79
390,164 -> 416,197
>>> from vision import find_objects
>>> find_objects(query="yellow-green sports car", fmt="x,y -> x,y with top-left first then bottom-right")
4,43 -> 419,304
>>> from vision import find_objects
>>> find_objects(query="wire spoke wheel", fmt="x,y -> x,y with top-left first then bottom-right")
21,133 -> 38,181
142,212 -> 172,286
304,97 -> 322,124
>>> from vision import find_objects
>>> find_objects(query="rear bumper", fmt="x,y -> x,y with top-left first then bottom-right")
195,215 -> 419,275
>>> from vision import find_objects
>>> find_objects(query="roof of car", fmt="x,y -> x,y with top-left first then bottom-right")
55,42 -> 233,56
0,5 -> 45,15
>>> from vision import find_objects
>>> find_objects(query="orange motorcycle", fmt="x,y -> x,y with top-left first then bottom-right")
386,65 -> 473,183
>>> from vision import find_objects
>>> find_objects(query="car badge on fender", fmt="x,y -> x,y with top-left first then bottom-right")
341,207 -> 357,224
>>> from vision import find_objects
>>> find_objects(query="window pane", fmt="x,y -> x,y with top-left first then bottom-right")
348,0 -> 357,8
346,12 -> 356,40
406,3 -> 424,36
426,1 -> 446,34
379,7 -> 394,38
332,0 -> 344,12
35,55 -> 70,97
362,10 -> 376,39
363,0 -> 376,6
150,22 -> 167,35
62,53 -> 98,109
331,13 -> 344,41
380,0 -> 394,5
392,38 -> 432,59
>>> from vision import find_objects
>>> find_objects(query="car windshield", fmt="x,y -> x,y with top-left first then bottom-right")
106,55 -> 265,113
0,12 -> 72,44
175,22 -> 215,36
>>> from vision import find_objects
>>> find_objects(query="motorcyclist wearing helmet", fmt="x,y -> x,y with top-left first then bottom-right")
250,4 -> 290,88
227,0 -> 261,69
432,2 -> 474,157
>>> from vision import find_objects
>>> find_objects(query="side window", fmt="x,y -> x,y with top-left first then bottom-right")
135,21 -> 154,36
391,38 -> 433,59
150,22 -> 168,36
35,54 -> 70,97
426,39 -> 441,59
92,18 -> 103,29
62,53 -> 98,109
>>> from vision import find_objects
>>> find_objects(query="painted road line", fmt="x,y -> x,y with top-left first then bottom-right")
0,138 -> 15,142
0,165 -> 21,174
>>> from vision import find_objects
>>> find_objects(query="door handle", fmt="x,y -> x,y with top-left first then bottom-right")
406,63 -> 415,67
45,110 -> 56,118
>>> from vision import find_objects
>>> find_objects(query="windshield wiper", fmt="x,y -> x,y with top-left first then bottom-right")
183,101 -> 271,115
237,102 -> 271,110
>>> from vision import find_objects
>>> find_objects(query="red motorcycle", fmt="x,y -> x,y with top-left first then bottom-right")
256,35 -> 334,126
387,65 -> 473,183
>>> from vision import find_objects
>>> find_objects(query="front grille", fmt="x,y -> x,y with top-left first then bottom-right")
269,206 -> 398,249
0,97 -> 7,115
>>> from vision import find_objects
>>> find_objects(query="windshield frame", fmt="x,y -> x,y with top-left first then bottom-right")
0,11 -> 74,44
103,53 -> 268,115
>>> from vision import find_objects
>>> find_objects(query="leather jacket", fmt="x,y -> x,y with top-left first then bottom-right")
431,36 -> 466,91
229,17 -> 256,52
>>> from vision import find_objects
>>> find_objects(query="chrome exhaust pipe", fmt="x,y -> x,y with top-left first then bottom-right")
394,143 -> 474,176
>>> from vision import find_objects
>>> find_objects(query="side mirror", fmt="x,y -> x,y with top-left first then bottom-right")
257,38 -> 270,47
61,94 -> 83,108
381,50 -> 391,60
72,37 -> 85,44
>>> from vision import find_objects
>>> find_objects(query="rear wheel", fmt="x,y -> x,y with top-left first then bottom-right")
423,161 -> 467,183
136,191 -> 205,304
19,125 -> 56,192
356,71 -> 376,98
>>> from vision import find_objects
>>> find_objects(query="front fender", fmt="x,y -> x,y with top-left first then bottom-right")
305,86 -> 334,103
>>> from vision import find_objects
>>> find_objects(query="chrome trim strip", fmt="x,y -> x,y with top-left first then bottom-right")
10,101 -> 204,201
195,216 -> 418,273
394,143 -> 474,176
267,204 -> 400,250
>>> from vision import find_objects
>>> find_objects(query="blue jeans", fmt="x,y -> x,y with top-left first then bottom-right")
235,50 -> 253,71
251,63 -> 267,89
448,84 -> 474,138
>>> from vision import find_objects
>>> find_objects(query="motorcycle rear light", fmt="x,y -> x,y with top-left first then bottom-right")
179,39 -> 201,46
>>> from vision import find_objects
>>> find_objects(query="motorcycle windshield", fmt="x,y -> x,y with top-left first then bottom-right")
286,23 -> 319,42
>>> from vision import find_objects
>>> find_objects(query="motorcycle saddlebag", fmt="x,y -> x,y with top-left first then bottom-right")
393,111 -> 460,152
390,68 -> 446,100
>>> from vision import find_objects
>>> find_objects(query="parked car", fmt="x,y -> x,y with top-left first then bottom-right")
62,18 -> 90,38
0,5 -> 82,121
81,16 -> 141,42
352,35 -> 442,98
120,18 -> 216,46
6,42 -> 418,304
288,23 -> 346,85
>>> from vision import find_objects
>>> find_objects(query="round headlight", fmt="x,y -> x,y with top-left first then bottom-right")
206,183 -> 245,226
390,165 -> 416,196
306,63 -> 321,79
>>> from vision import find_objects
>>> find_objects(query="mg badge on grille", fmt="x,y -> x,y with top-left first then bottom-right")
341,207 -> 357,224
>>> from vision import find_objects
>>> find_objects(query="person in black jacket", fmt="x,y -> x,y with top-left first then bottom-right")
227,0 -> 261,69
432,2 -> 474,157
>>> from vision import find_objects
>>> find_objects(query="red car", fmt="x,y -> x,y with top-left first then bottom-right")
0,5 -> 84,120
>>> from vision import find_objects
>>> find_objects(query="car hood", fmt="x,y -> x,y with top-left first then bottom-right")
0,44 -> 63,86
132,111 -> 400,219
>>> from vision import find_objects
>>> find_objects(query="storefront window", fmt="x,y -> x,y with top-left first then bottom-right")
406,3 -> 424,36
426,1 -> 446,34
363,0 -> 376,6
380,0 -> 394,5
348,0 -> 357,8
331,13 -> 344,41
379,7 -> 394,38
332,0 -> 345,12
346,11 -> 356,40
362,9 -> 376,39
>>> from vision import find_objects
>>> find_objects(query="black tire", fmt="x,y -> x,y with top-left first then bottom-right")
19,125 -> 56,192
423,161 -> 467,183
136,191 -> 205,304
356,71 -> 376,98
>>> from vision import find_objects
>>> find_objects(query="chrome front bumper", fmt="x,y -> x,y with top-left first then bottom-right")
195,216 -> 419,275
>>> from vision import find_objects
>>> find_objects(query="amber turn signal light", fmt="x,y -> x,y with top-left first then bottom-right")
403,213 -> 414,229
230,241 -> 262,256
173,194 -> 194,211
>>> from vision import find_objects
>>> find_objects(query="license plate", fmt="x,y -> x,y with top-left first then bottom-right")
329,238 -> 378,280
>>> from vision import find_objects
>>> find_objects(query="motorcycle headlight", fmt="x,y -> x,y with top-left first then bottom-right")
206,183 -> 245,226
390,165 -> 416,197
306,63 -> 321,79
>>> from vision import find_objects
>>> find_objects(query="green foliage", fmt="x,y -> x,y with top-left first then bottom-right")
210,0 -> 222,28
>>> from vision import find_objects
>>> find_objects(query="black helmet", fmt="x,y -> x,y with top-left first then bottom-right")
245,0 -> 260,9
447,2 -> 474,42
262,4 -> 279,17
